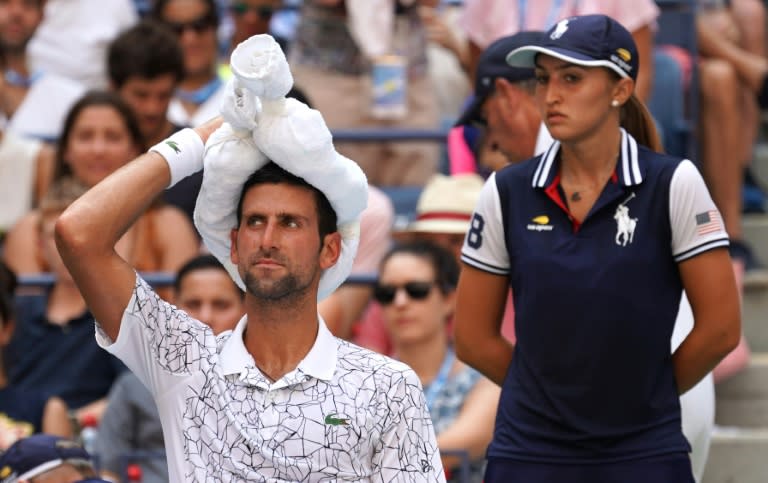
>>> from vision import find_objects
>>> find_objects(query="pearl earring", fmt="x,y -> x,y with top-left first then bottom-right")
611,99 -> 620,107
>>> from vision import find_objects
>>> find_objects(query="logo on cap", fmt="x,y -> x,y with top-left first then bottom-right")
615,48 -> 632,62
550,19 -> 569,40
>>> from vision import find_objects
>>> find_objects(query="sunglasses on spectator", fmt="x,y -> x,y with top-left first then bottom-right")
165,13 -> 216,36
229,3 -> 275,17
373,281 -> 435,305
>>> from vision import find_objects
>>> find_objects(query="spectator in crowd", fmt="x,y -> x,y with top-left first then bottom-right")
225,0 -> 280,60
0,434 -> 100,483
152,0 -> 227,127
0,261 -> 72,451
107,21 -> 184,154
97,254 -> 245,483
419,1 -> 471,125
450,31 -> 548,176
352,173 -> 491,355
696,0 -> 768,282
26,0 -> 137,89
107,19 -> 200,224
0,129 -> 54,238
0,0 -> 86,141
376,240 -> 499,482
4,178 -> 126,429
2,91 -> 199,302
455,16 -> 739,481
289,0 -> 442,187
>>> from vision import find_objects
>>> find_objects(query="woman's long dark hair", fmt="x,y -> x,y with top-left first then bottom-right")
53,90 -> 146,182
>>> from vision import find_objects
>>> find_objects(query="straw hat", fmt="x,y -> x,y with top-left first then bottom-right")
403,173 -> 484,235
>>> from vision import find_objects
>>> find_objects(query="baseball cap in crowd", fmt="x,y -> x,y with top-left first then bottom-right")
506,14 -> 638,81
0,434 -> 94,483
455,31 -> 545,127
400,174 -> 485,235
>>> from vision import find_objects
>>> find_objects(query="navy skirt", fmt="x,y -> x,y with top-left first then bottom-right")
485,453 -> 695,483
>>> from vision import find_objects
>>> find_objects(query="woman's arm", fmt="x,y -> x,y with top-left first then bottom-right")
33,144 -> 55,207
153,206 -> 201,273
41,397 -> 73,438
454,265 -> 512,385
3,212 -> 43,274
675,248 -> 740,394
436,376 -> 500,467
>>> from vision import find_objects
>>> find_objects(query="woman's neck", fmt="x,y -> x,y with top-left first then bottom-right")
559,125 -> 622,184
396,333 -> 450,386
46,281 -> 87,326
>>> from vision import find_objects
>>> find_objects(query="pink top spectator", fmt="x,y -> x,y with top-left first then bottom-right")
461,0 -> 659,49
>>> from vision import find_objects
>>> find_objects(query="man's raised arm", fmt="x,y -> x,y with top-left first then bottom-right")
55,119 -> 222,341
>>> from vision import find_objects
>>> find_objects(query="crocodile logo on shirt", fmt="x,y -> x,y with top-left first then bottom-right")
165,140 -> 180,154
324,414 -> 349,426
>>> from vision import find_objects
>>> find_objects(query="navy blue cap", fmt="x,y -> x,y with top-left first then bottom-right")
0,435 -> 93,483
506,14 -> 638,81
455,31 -> 545,126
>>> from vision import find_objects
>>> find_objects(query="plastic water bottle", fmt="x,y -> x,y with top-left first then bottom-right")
79,414 -> 99,457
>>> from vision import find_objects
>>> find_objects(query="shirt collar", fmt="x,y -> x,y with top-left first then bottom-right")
531,128 -> 645,189
219,314 -> 338,381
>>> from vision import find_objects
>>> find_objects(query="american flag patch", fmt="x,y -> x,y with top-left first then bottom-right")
695,210 -> 722,236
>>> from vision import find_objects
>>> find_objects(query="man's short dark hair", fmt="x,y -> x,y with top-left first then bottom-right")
107,20 -> 185,88
174,254 -> 243,298
236,162 -> 338,241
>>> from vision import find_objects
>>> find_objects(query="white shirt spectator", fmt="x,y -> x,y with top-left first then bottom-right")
3,74 -> 86,142
97,275 -> 445,482
28,0 -> 138,89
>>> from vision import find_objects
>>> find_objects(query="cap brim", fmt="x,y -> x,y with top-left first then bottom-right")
506,45 -> 629,79
454,94 -> 487,127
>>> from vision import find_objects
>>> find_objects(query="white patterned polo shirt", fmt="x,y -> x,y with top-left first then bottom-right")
96,275 -> 445,482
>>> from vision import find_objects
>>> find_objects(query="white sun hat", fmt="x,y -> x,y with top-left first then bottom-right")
403,173 -> 485,235
193,34 -> 368,301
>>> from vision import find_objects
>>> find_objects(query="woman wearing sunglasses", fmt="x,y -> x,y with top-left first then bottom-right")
375,240 -> 500,483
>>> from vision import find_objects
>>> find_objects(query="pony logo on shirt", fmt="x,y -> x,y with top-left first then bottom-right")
614,193 -> 638,246
550,19 -> 570,40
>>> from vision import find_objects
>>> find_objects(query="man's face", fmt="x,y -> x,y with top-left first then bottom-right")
117,74 -> 177,142
176,268 -> 244,335
230,183 -> 340,302
479,77 -> 541,166
0,0 -> 42,55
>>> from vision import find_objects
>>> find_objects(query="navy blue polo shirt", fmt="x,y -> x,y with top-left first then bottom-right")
461,129 -> 728,463
6,294 -> 127,410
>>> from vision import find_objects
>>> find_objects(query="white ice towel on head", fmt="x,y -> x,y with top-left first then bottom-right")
194,34 -> 368,301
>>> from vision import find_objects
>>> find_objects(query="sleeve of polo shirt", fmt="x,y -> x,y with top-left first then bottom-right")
460,173 -> 510,275
95,273 -> 214,395
669,160 -> 730,262
373,369 -> 446,482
